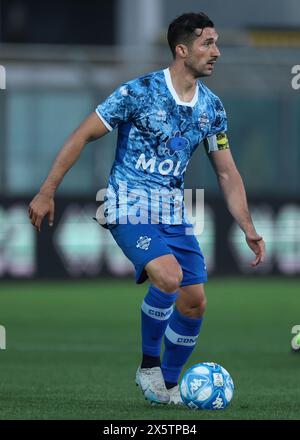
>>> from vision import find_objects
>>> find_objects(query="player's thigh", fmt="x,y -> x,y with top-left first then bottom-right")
145,254 -> 183,293
162,225 -> 208,286
109,221 -> 181,286
176,284 -> 207,317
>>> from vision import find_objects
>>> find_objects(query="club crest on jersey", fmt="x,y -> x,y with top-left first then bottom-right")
136,236 -> 152,250
198,112 -> 210,128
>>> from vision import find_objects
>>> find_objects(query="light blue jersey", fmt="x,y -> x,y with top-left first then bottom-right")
96,68 -> 227,225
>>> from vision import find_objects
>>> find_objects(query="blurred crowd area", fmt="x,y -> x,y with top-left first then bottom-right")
0,1 -> 299,279
0,0 -> 299,198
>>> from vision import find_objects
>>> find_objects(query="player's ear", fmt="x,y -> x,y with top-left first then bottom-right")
175,44 -> 188,58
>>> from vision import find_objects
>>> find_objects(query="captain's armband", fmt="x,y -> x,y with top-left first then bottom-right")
204,131 -> 230,153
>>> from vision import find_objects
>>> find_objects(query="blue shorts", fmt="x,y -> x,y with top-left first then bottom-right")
109,222 -> 208,286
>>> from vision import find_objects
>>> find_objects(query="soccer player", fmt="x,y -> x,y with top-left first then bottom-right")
28,12 -> 265,405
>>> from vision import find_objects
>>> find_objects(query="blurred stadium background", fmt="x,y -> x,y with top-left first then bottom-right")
0,0 -> 300,420
1,0 -> 300,279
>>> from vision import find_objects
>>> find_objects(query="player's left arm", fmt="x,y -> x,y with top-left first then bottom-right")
208,146 -> 265,267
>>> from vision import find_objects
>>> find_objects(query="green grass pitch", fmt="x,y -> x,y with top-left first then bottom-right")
0,277 -> 299,420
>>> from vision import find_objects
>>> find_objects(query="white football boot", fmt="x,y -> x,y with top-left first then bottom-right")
135,367 -> 170,404
168,385 -> 184,405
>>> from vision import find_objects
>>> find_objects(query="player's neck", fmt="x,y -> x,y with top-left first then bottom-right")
168,64 -> 198,103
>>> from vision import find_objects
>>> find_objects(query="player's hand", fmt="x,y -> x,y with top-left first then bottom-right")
245,233 -> 265,267
28,193 -> 55,232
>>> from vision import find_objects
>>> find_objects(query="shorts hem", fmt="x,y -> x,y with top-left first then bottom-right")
135,250 -> 173,284
180,276 -> 208,287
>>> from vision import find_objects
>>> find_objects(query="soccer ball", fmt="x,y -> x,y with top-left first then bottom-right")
180,362 -> 234,410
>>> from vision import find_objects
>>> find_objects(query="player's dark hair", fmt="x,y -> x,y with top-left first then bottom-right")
167,12 -> 214,58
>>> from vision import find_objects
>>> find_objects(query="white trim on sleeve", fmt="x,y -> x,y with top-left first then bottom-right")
95,109 -> 113,132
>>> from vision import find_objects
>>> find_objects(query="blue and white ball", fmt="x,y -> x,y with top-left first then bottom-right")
180,362 -> 234,410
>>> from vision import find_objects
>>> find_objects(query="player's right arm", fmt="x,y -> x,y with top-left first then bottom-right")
28,112 -> 108,232
206,144 -> 265,267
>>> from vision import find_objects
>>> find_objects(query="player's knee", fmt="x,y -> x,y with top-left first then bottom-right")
155,268 -> 183,293
193,295 -> 207,318
198,295 -> 207,316
180,293 -> 207,318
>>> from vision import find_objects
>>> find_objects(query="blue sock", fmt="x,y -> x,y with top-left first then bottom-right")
141,285 -> 177,357
162,308 -> 203,384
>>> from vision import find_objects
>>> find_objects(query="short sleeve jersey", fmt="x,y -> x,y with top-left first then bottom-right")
96,68 -> 227,224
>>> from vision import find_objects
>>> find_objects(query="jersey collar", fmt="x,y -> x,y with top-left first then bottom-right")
163,68 -> 199,108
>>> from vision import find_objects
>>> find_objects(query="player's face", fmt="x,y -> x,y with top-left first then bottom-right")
184,27 -> 220,77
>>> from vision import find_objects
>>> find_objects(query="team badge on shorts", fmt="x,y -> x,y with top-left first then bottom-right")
136,236 -> 152,250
